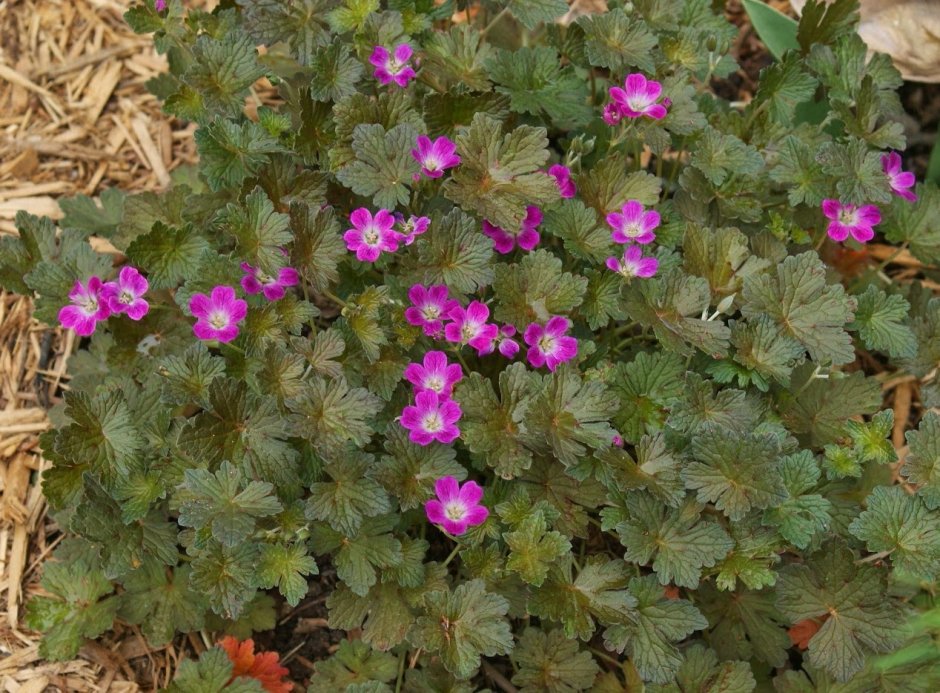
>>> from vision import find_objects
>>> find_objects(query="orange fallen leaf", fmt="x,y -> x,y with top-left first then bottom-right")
220,636 -> 292,693
787,614 -> 829,650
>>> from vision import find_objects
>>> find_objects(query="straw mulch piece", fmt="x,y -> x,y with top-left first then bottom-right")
0,0 -> 200,236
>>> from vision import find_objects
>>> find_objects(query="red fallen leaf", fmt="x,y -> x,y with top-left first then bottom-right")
663,585 -> 681,600
787,614 -> 830,650
220,636 -> 292,693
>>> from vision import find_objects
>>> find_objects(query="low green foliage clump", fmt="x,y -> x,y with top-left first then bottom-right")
5,0 -> 940,689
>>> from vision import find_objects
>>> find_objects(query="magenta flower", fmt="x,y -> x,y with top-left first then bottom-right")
603,103 -> 624,126
881,152 -> 917,202
606,245 -> 659,279
189,285 -> 248,343
400,390 -> 462,445
411,135 -> 461,179
482,206 -> 542,254
445,301 -> 499,355
58,276 -> 111,336
344,208 -> 400,262
101,266 -> 149,320
607,200 -> 660,245
404,350 -> 463,397
609,73 -> 668,120
396,214 -> 430,246
405,284 -> 459,336
612,434 -> 625,447
548,164 -> 576,199
240,264 -> 299,301
524,316 -> 578,372
479,324 -> 520,359
424,476 -> 488,535
821,199 -> 881,243
155,0 -> 166,10
369,44 -> 416,88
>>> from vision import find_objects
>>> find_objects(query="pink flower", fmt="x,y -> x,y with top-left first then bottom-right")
240,264 -> 299,301
603,103 -> 623,126
396,214 -> 430,246
101,266 -> 149,320
424,476 -> 488,535
609,73 -> 668,120
881,152 -> 917,202
524,316 -> 578,371
548,164 -> 576,199
155,0 -> 166,11
606,245 -> 659,279
821,199 -> 881,243
612,434 -> 624,447
479,324 -> 520,359
482,206 -> 542,254
401,390 -> 462,445
189,285 -> 248,343
404,350 -> 463,397
607,200 -> 660,245
369,44 -> 416,88
444,301 -> 499,355
344,208 -> 400,262
58,276 -> 111,336
405,284 -> 459,336
411,135 -> 461,179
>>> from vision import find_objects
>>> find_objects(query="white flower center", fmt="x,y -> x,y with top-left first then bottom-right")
422,412 -> 443,433
628,95 -> 652,111
79,295 -> 99,315
209,310 -> 228,329
388,58 -> 405,75
364,227 -> 380,246
839,209 -> 858,225
444,501 -> 466,521
421,304 -> 441,321
538,334 -> 556,354
461,323 -> 477,342
424,375 -> 445,393
119,289 -> 134,305
422,155 -> 441,171
622,222 -> 642,237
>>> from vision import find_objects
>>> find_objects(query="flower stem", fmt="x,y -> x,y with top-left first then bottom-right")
322,289 -> 347,308
481,7 -> 509,37
442,544 -> 461,567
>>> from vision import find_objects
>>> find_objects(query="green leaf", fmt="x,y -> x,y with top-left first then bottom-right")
578,160 -> 661,217
309,39 -> 364,102
684,427 -> 787,521
511,628 -> 600,693
240,0 -> 331,66
54,390 -> 141,487
611,350 -> 685,444
487,46 -> 591,129
58,188 -> 126,238
796,0 -> 860,54
190,541 -> 260,620
742,0 -> 798,58
492,249 -> 587,326
623,269 -> 732,358
668,374 -> 762,437
336,123 -> 421,209
442,113 -> 556,231
728,316 -> 805,390
522,366 -> 619,468
607,493 -> 732,588
903,412 -> 940,510
779,368 -> 882,447
682,225 -> 771,300
286,376 -> 384,454
845,409 -> 896,465
455,363 -> 539,479
25,559 -> 118,661
166,647 -> 264,693
529,557 -> 637,641
402,208 -> 495,293
776,540 -> 907,682
816,136 -> 892,206
690,127 -> 764,187
698,584 -> 790,667
307,456 -> 391,535
752,53 -> 818,124
307,639 -> 398,692
194,118 -> 285,191
508,0 -> 568,30
504,512 -> 572,587
741,251 -> 857,366
410,579 -> 513,679
376,426 -> 466,511
126,221 -> 210,290
883,184 -> 940,264
578,8 -> 657,73
120,561 -> 206,646
769,135 -> 830,207
648,644 -> 756,693
159,342 -> 227,406
289,202 -> 345,293
543,199 -> 613,264
256,542 -> 318,606
219,186 -> 291,275
849,485 -> 940,581
715,519 -> 782,591
310,515 -> 403,596
762,451 -> 832,549
422,24 -> 492,92
603,575 -> 709,684
581,269 -> 628,331
178,461 -> 282,547
182,31 -> 265,119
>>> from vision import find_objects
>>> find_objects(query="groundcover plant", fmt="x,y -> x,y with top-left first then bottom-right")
3,0 -> 940,689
